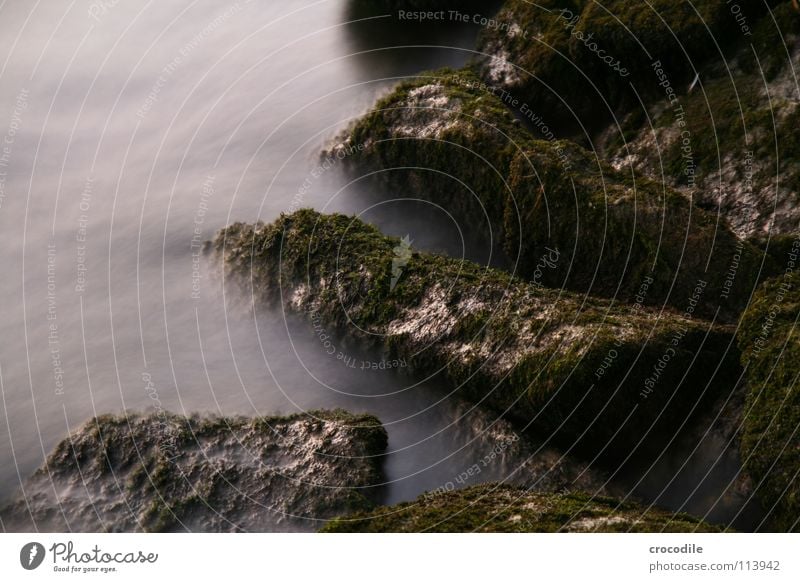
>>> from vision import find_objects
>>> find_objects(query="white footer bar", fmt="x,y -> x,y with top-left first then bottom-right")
1,533 -> 796,581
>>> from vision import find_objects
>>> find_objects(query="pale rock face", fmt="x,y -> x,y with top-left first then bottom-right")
389,83 -> 465,140
386,285 -> 456,342
290,283 -> 310,309
566,514 -> 638,531
482,44 -> 522,86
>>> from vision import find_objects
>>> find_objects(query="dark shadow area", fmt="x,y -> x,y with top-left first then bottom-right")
341,0 -> 504,77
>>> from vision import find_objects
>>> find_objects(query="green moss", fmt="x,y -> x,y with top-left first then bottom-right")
507,142 -> 773,320
659,72 -> 795,194
476,0 -> 782,135
737,268 -> 800,531
336,66 -> 770,319
605,2 -> 800,237
320,483 -> 722,532
216,210 -> 742,462
756,234 -> 800,270
16,408 -> 389,532
343,68 -> 525,237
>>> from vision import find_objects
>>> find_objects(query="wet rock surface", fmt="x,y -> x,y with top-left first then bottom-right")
737,270 -> 800,531
214,210 -> 741,464
207,2 -> 799,532
425,400 -> 617,498
0,410 -> 387,532
475,0 -> 783,136
321,482 -> 722,532
602,2 -> 800,240
329,68 -> 773,320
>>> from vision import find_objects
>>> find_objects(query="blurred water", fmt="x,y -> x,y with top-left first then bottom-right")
0,0 -> 529,516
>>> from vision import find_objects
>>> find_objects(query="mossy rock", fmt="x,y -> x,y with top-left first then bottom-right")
0,409 -> 388,532
604,2 -> 800,239
215,209 -> 742,462
332,67 -> 772,319
321,483 -> 722,532
476,0 -> 782,136
507,141 -> 771,320
737,267 -> 800,531
338,68 -> 526,239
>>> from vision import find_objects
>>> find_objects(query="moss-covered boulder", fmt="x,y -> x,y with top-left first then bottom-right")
214,209 -> 741,462
506,141 -> 769,321
0,410 -> 388,532
604,2 -> 800,239
331,68 -> 770,319
333,68 -> 524,240
737,267 -> 800,531
321,483 -> 721,532
476,0 -> 781,135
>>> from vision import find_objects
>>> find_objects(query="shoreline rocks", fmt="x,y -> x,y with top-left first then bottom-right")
475,0 -> 782,137
737,269 -> 800,531
0,409 -> 388,532
214,210 -> 742,463
413,400 -> 617,498
321,483 -> 722,532
328,67 -> 772,320
603,2 -> 800,240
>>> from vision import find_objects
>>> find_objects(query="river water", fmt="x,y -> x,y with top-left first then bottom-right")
0,0 -> 760,530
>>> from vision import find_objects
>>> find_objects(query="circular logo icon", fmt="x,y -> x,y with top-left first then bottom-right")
20,542 -> 45,570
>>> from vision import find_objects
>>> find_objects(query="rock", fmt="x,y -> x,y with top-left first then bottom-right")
604,2 -> 800,240
624,377 -> 765,530
351,0 -> 484,9
506,140 -> 770,321
475,0 -> 781,136
0,410 -> 388,532
330,68 -> 522,241
737,267 -> 800,531
428,400 -> 618,497
214,210 -> 741,462
329,68 -> 771,319
320,483 -> 722,532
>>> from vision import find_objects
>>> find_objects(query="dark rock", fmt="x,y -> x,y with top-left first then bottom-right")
475,0 -> 782,136
603,2 -> 800,239
737,267 -> 800,531
321,482 -> 722,532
